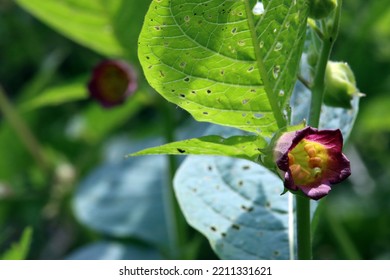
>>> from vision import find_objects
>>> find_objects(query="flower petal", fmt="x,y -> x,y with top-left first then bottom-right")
273,126 -> 351,200
305,129 -> 344,153
326,153 -> 351,184
283,171 -> 299,191
299,183 -> 331,200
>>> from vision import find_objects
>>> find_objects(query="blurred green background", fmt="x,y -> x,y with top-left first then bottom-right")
0,0 -> 389,259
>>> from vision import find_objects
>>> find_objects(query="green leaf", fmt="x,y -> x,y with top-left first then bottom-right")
1,227 -> 33,260
19,78 -> 88,111
129,134 -> 267,162
175,154 -> 290,259
16,0 -> 144,57
139,0 -> 309,136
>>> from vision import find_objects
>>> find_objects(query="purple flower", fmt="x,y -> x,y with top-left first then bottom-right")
88,60 -> 137,108
274,127 -> 351,200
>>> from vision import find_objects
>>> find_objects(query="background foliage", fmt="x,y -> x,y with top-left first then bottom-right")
0,0 -> 389,259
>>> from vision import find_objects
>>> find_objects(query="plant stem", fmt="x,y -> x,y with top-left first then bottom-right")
0,85 -> 48,171
297,1 -> 343,260
308,1 -> 342,128
288,192 -> 295,260
296,195 -> 312,259
160,101 -> 187,259
296,39 -> 327,258
307,38 -> 333,127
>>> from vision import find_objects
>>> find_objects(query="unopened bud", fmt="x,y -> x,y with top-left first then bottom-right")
324,61 -> 358,109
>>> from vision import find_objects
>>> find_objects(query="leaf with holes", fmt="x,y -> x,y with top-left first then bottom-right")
174,155 -> 291,259
129,134 -> 267,162
139,0 -> 309,136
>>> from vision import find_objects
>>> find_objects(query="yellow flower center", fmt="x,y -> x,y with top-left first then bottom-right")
288,139 -> 329,186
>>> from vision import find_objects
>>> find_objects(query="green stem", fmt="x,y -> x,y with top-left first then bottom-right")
297,1 -> 343,260
0,85 -> 48,171
308,39 -> 332,127
308,1 -> 342,128
160,101 -> 187,259
296,195 -> 312,259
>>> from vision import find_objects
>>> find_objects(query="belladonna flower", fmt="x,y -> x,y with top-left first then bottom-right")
88,60 -> 137,108
274,127 -> 351,200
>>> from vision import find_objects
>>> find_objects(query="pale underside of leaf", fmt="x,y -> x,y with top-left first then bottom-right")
129,135 -> 267,162
174,154 -> 289,259
139,0 -> 309,137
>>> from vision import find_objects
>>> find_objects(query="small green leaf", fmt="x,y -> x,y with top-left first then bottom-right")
19,78 -> 88,111
1,227 -> 33,260
139,0 -> 309,136
16,0 -> 126,56
129,134 -> 267,162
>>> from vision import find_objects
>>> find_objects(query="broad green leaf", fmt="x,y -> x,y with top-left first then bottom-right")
175,154 -> 291,259
139,0 -> 309,136
16,0 -> 151,58
129,135 -> 267,162
1,227 -> 33,260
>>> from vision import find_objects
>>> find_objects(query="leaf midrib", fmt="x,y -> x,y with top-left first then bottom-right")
243,0 -> 286,129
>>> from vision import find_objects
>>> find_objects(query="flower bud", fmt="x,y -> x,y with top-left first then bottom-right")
324,61 -> 358,109
309,0 -> 337,20
88,60 -> 137,108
